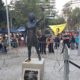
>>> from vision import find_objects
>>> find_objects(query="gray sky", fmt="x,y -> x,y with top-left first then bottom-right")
2,0 -> 70,13
56,0 -> 70,13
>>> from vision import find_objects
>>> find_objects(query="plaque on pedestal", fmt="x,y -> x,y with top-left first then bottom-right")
22,58 -> 44,80
23,68 -> 40,80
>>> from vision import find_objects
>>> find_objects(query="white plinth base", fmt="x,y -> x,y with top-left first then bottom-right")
22,58 -> 44,80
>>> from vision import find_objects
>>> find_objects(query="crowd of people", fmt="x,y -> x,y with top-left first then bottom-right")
0,33 -> 26,53
0,31 -> 79,54
37,31 -> 79,54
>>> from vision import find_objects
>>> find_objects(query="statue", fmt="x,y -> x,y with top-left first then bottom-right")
25,12 -> 42,61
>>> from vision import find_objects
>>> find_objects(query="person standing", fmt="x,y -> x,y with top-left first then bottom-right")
54,35 -> 60,49
47,35 -> 54,53
75,33 -> 79,49
2,36 -> 7,53
70,35 -> 75,49
61,33 -> 70,53
40,34 -> 46,54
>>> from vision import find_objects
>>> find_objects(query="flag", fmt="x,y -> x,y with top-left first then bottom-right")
49,23 -> 66,35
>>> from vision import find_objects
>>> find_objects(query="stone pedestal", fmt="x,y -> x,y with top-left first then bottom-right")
22,58 -> 44,80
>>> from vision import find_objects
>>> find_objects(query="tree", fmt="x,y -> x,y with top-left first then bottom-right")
9,0 -> 43,27
62,1 -> 72,18
0,0 -> 6,28
67,8 -> 80,30
47,16 -> 65,25
10,0 -> 56,28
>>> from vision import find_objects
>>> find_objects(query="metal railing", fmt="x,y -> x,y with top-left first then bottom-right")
63,45 -> 80,80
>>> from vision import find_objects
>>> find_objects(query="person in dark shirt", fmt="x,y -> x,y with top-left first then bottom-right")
54,35 -> 60,49
61,33 -> 70,53
70,35 -> 75,49
39,34 -> 46,54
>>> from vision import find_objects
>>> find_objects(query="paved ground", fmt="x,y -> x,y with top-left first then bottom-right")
0,47 -> 80,80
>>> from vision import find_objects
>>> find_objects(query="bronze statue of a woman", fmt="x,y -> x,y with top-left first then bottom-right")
25,13 -> 42,61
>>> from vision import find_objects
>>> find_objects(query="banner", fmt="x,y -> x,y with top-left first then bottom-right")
49,23 -> 66,35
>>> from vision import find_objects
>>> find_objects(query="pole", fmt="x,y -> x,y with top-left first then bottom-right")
10,12 -> 13,28
63,45 -> 69,80
5,0 -> 11,49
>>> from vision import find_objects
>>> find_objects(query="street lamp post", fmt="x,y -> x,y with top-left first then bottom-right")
10,12 -> 13,28
5,0 -> 11,49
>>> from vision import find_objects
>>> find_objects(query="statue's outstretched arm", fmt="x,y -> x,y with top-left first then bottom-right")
36,17 -> 43,25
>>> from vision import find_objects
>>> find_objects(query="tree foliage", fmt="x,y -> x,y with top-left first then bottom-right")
63,1 -> 80,30
10,0 -> 57,28
10,0 -> 43,27
67,8 -> 80,30
0,0 -> 6,28
62,1 -> 72,18
47,17 -> 65,25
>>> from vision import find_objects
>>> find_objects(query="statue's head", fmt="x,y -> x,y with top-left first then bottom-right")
28,12 -> 35,22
